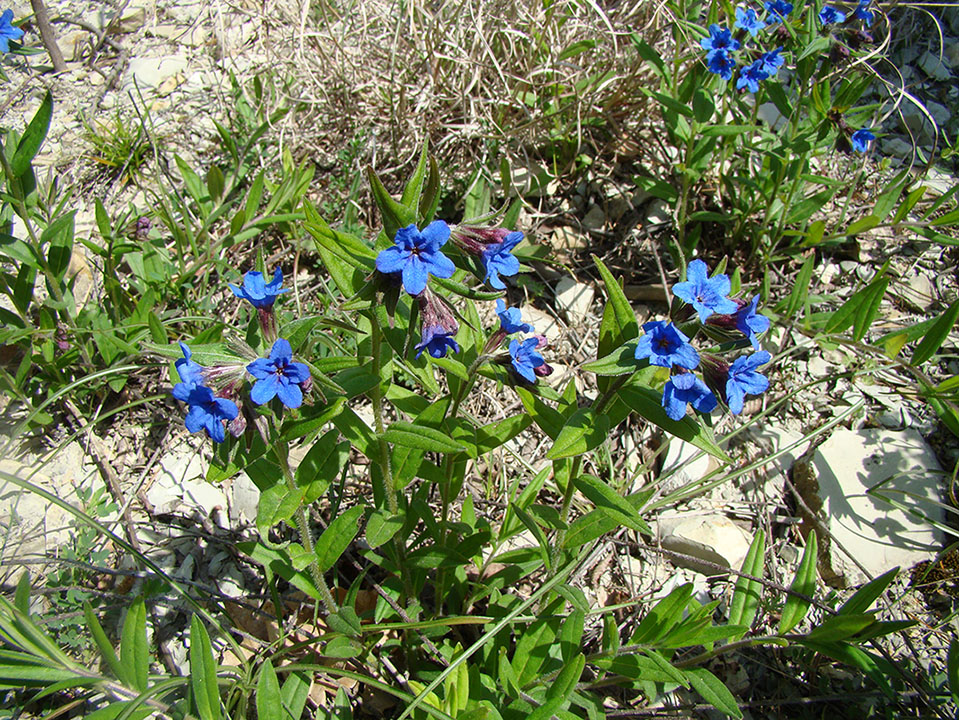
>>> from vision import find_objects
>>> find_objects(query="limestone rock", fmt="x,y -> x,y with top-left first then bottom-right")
656,513 -> 753,575
523,306 -> 563,344
582,204 -> 606,231
918,50 -> 952,81
807,428 -> 943,587
554,277 -> 595,322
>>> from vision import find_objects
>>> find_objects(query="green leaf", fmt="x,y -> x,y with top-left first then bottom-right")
617,384 -> 730,461
83,602 -> 125,683
783,253 -> 815,319
948,638 -> 959,706
630,34 -> 668,82
805,613 -> 876,642
256,659 -> 285,720
684,667 -> 743,718
911,299 -> 959,366
583,341 -> 640,376
799,640 -> 894,698
692,88 -> 714,123
400,139 -> 430,210
641,87 -> 693,117
11,91 -> 52,177
547,408 -> 610,460
384,421 -> 464,453
779,530 -> 817,634
700,124 -> 761,137
43,212 -> 76,281
728,529 -> 764,634
365,508 -> 404,548
631,583 -> 694,644
314,505 -> 365,572
838,567 -> 897,615
514,386 -> 565,440
594,255 -> 639,358
189,615 -> 221,720
120,597 -> 148,692
845,214 -> 879,236
572,475 -> 651,536
295,430 -> 349,504
367,166 -> 417,240
824,277 -> 888,341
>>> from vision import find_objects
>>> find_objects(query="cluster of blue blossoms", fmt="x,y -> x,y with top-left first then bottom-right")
634,260 -> 772,421
172,270 -> 311,443
702,1 -> 876,153
375,220 -> 550,383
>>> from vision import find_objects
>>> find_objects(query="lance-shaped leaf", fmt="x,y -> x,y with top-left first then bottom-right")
779,530 -> 817,634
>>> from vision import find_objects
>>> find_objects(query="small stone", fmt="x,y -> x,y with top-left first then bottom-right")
918,50 -> 952,81
757,102 -> 787,131
125,54 -> 190,90
645,199 -> 672,226
582,204 -> 606,231
554,277 -> 595,322
819,262 -> 839,286
661,439 -> 718,491
157,73 -> 185,96
116,6 -> 147,33
806,355 -> 830,377
550,226 -> 588,251
945,43 -> 959,69
882,137 -> 915,159
900,269 -> 937,312
656,513 -> 753,574
229,473 -> 260,524
522,306 -> 562,344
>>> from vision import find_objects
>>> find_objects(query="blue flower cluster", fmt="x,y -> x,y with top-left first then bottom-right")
634,260 -> 772,420
0,9 -> 23,53
171,269 -> 311,443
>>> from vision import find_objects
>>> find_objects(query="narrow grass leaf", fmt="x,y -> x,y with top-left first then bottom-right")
728,530 -> 765,634
779,530 -> 817,634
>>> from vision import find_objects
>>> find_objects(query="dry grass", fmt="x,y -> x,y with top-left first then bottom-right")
243,0 -> 670,204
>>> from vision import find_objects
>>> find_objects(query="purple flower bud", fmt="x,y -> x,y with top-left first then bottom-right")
415,288 -> 460,359
228,412 -> 247,437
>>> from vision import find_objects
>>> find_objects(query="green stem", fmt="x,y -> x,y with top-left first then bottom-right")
275,441 -> 338,614
369,316 -> 399,516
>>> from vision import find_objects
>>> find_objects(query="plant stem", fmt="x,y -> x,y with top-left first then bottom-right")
275,441 -> 338,614
369,315 -> 399,516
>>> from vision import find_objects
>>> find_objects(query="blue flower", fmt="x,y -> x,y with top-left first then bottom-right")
376,220 -> 456,296
662,373 -> 718,421
229,268 -> 289,309
509,337 -> 546,383
481,230 -> 523,290
672,259 -> 738,322
247,338 -> 311,408
758,47 -> 784,77
700,24 -> 741,54
736,59 -> 769,93
634,321 -> 700,370
735,7 -> 766,37
725,351 -> 771,414
173,384 -> 238,444
496,299 -> 533,334
851,128 -> 875,153
707,50 -> 737,81
416,323 -> 460,359
174,342 -> 204,388
0,10 -> 23,53
764,0 -> 793,22
818,5 -> 846,25
854,0 -> 874,25
735,296 -> 771,349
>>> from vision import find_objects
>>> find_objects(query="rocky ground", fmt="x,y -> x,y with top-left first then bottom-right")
1,0 -> 959,716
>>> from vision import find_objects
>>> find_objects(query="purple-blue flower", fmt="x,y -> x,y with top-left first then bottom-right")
229,268 -> 289,309
509,337 -> 546,383
0,10 -> 23,53
854,0 -> 874,25
707,50 -> 737,81
735,296 -> 770,349
725,351 -> 771,414
736,59 -> 769,93
634,321 -> 700,370
764,0 -> 793,22
496,299 -> 533,334
481,230 -> 523,290
174,342 -> 204,388
173,384 -> 238,443
672,259 -> 738,322
662,373 -> 718,421
758,47 -> 784,77
247,338 -> 311,409
818,5 -> 846,25
376,220 -> 455,296
735,7 -> 766,36
701,24 -> 741,54
416,323 -> 460,359
851,128 -> 875,153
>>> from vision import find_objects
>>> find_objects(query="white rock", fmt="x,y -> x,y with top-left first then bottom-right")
661,439 -> 718,489
125,54 -> 190,90
183,478 -> 227,516
646,199 -> 672,226
812,428 -> 943,586
920,168 -> 958,197
550,226 -> 588,251
918,50 -> 952,81
228,473 -> 260,524
656,513 -> 753,575
523,306 -> 563,344
882,137 -> 915,159
757,102 -> 787,131
900,269 -> 937,311
554,277 -> 595,322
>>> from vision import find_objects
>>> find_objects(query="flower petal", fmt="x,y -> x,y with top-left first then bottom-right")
276,380 -> 303,409
250,375 -> 280,405
423,250 -> 455,279
246,357 -> 274,379
421,220 -> 451,248
401,258 -> 429,296
270,338 -> 293,363
376,246 -> 410,274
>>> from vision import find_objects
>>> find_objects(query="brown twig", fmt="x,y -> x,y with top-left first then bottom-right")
29,0 -> 67,72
